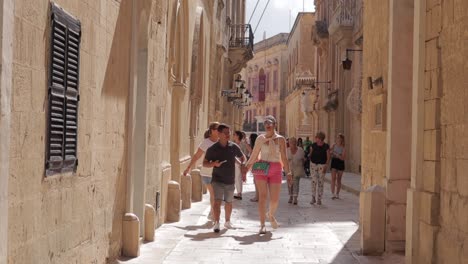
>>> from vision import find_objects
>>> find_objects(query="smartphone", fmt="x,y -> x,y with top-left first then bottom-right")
219,160 -> 227,164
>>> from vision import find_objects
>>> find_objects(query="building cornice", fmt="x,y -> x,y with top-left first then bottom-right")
287,12 -> 315,44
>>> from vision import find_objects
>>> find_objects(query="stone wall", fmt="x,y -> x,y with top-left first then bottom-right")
3,0 -> 240,262
361,0 -> 389,189
8,0 -> 130,262
144,0 -> 169,228
6,0 -> 169,263
431,0 -> 468,262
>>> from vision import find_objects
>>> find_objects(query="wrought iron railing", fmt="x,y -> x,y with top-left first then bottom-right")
229,24 -> 254,51
330,0 -> 354,29
353,0 -> 363,33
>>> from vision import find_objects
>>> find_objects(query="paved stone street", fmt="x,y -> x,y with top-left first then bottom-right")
116,173 -> 404,264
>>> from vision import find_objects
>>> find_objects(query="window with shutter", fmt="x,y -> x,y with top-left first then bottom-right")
46,3 -> 81,176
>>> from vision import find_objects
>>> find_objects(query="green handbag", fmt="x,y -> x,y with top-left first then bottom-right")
252,160 -> 270,176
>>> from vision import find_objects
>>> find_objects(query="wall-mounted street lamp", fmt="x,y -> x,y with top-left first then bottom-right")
342,49 -> 363,70
221,74 -> 245,98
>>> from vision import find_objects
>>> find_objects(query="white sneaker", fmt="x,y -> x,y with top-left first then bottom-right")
213,222 -> 220,233
224,221 -> 234,229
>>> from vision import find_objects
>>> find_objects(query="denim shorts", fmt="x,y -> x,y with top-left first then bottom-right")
201,176 -> 212,185
212,181 -> 235,203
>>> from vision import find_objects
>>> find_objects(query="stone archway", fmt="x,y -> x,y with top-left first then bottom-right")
188,8 -> 205,154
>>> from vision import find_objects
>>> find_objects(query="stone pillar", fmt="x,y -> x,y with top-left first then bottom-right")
385,0 -> 414,252
122,213 -> 140,257
166,181 -> 181,222
0,1 -> 14,263
180,174 -> 192,209
407,0 -> 441,263
191,169 -> 203,202
360,185 -> 386,255
170,83 -> 187,183
126,0 -> 149,236
144,204 -> 155,242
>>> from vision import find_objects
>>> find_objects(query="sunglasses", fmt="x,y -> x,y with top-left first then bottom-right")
264,121 -> 275,126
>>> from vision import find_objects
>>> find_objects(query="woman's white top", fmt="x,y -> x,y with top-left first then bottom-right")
199,138 -> 217,177
259,136 -> 282,162
287,147 -> 305,176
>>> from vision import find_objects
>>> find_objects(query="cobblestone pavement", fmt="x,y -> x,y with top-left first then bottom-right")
116,174 -> 404,264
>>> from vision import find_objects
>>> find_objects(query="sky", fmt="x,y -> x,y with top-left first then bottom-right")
246,0 -> 316,43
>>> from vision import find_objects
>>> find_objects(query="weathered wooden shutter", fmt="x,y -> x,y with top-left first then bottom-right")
63,22 -> 80,171
46,3 -> 81,175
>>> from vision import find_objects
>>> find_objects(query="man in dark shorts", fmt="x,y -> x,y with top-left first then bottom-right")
204,123 -> 246,232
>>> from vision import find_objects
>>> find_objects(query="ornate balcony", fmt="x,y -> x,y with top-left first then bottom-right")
328,0 -> 355,41
353,0 -> 363,44
312,20 -> 330,50
228,24 -> 254,73
315,20 -> 329,39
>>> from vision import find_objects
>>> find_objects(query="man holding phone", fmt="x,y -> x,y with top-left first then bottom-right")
204,123 -> 246,232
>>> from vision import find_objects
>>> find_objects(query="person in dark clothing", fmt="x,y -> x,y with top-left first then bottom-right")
309,132 -> 330,205
303,136 -> 313,176
204,124 -> 246,232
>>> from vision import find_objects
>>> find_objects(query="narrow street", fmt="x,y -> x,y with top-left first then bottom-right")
116,175 -> 404,264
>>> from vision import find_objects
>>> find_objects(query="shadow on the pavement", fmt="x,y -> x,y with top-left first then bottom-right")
173,221 -> 214,231
327,228 -> 405,264
184,229 -> 228,241
227,232 -> 282,245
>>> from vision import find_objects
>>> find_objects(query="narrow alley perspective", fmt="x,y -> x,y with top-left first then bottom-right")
1,0 -> 468,264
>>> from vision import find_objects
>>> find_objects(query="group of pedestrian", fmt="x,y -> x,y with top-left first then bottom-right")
183,115 -> 346,234
286,132 -> 346,205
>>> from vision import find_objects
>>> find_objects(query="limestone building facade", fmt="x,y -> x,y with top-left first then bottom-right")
284,12 -> 317,139
360,0 -> 468,263
242,33 -> 288,135
311,0 -> 362,173
0,0 -> 252,263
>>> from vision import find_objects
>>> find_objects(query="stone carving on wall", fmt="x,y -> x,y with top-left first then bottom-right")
301,90 -> 318,125
296,70 -> 318,125
323,90 -> 339,112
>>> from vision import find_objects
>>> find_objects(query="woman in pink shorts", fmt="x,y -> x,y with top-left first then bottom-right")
243,115 -> 291,234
